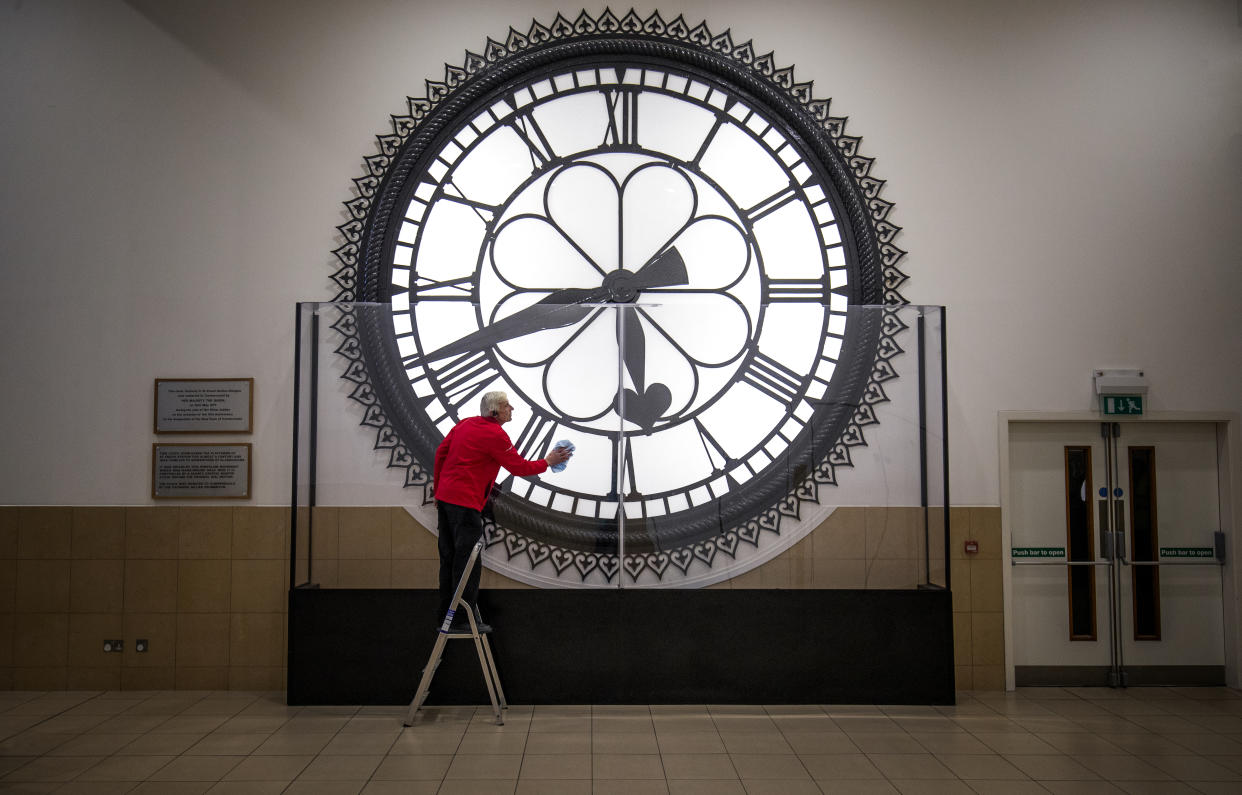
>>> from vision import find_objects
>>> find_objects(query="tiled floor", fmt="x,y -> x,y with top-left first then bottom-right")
2,689 -> 1242,794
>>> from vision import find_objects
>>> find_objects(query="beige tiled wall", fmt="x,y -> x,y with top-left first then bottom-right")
0,506 -> 288,692
0,504 -> 1006,691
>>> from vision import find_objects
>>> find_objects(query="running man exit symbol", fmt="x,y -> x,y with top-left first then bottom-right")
1101,395 -> 1144,416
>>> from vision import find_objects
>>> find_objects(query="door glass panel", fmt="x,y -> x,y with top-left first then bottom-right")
1129,446 -> 1160,640
1065,446 -> 1096,640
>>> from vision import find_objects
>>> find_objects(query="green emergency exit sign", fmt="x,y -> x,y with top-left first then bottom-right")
1101,395 -> 1144,415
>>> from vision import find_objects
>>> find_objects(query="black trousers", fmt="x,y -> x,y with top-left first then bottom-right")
437,500 -> 484,621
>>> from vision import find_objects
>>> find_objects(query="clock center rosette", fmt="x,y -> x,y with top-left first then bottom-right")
482,152 -> 760,434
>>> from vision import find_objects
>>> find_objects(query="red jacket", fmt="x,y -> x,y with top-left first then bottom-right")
433,416 -> 549,510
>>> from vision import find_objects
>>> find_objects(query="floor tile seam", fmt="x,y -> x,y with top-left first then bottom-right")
0,692 -> 112,743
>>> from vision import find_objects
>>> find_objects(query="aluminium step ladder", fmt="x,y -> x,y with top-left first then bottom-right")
404,540 -> 507,726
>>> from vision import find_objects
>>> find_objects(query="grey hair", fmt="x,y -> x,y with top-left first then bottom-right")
480,391 -> 508,417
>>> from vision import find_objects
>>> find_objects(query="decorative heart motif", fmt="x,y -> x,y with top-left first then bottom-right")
481,522 -> 500,545
670,550 -> 693,574
362,404 -> 386,428
526,543 -> 550,566
881,312 -> 908,335
829,443 -> 852,466
623,556 -> 646,579
621,384 -> 672,431
873,359 -> 898,382
599,556 -> 620,581
777,497 -> 799,519
573,553 -> 598,579
758,508 -> 780,533
738,522 -> 760,546
692,543 -> 715,566
715,533 -> 739,557
504,534 -> 528,558
551,548 -> 575,573
647,553 -> 670,576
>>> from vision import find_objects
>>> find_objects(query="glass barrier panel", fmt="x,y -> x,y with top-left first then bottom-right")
291,301 -> 947,591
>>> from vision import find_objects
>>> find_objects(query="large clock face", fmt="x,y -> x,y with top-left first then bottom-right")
340,13 -> 906,586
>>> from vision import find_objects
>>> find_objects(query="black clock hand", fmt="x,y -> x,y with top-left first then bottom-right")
614,246 -> 688,430
634,246 -> 687,288
421,285 -> 610,362
620,310 -> 647,394
423,246 -> 688,364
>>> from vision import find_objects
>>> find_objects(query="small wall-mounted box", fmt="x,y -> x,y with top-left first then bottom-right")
964,540 -> 979,555
1093,368 -> 1148,396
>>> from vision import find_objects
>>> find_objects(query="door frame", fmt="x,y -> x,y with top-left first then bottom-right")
999,411 -> 1241,691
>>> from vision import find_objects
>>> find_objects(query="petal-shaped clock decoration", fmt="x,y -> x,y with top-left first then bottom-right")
665,216 -> 750,292
644,295 -> 750,369
543,311 -> 620,421
545,163 -> 620,274
491,215 -> 601,291
620,164 -> 695,272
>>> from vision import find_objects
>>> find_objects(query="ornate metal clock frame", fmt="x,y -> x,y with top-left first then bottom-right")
329,9 -> 909,586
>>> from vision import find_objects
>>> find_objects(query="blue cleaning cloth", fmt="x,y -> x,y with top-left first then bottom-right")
550,439 -> 575,472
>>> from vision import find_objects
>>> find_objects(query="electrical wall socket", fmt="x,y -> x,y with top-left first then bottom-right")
135,639 -> 149,653
102,639 -> 123,653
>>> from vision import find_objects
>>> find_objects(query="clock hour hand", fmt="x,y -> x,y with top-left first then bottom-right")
613,246 -> 686,431
602,247 -> 688,302
421,285 -> 610,363
634,246 -> 687,289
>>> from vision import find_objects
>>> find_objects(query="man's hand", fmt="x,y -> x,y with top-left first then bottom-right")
545,445 -> 572,467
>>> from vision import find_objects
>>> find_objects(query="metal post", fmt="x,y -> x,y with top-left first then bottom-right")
290,304 -> 303,590
940,308 -> 951,587
615,306 -> 627,587
917,311 -> 930,584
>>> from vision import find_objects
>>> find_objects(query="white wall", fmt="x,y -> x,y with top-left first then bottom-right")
1,0 -> 1239,506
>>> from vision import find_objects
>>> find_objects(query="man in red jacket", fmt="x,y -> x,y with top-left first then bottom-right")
434,390 -> 572,632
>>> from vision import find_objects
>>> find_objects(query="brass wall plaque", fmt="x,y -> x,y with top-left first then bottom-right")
154,378 -> 253,434
152,443 -> 251,499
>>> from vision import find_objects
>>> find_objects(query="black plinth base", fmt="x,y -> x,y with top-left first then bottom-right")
288,588 -> 954,706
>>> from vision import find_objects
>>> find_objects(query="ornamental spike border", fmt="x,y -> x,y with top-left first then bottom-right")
328,9 -> 911,584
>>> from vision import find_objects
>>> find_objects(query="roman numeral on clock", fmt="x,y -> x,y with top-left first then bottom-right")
413,350 -> 498,414
602,88 -> 639,147
739,351 -> 804,405
689,113 -> 726,168
410,274 -> 476,303
609,436 -> 640,500
744,184 -> 799,223
763,277 -> 831,305
513,413 -> 557,460
693,417 -> 735,474
440,181 -> 500,225
506,107 -> 555,168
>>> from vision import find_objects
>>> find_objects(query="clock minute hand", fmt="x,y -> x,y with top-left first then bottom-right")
420,285 -> 611,363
